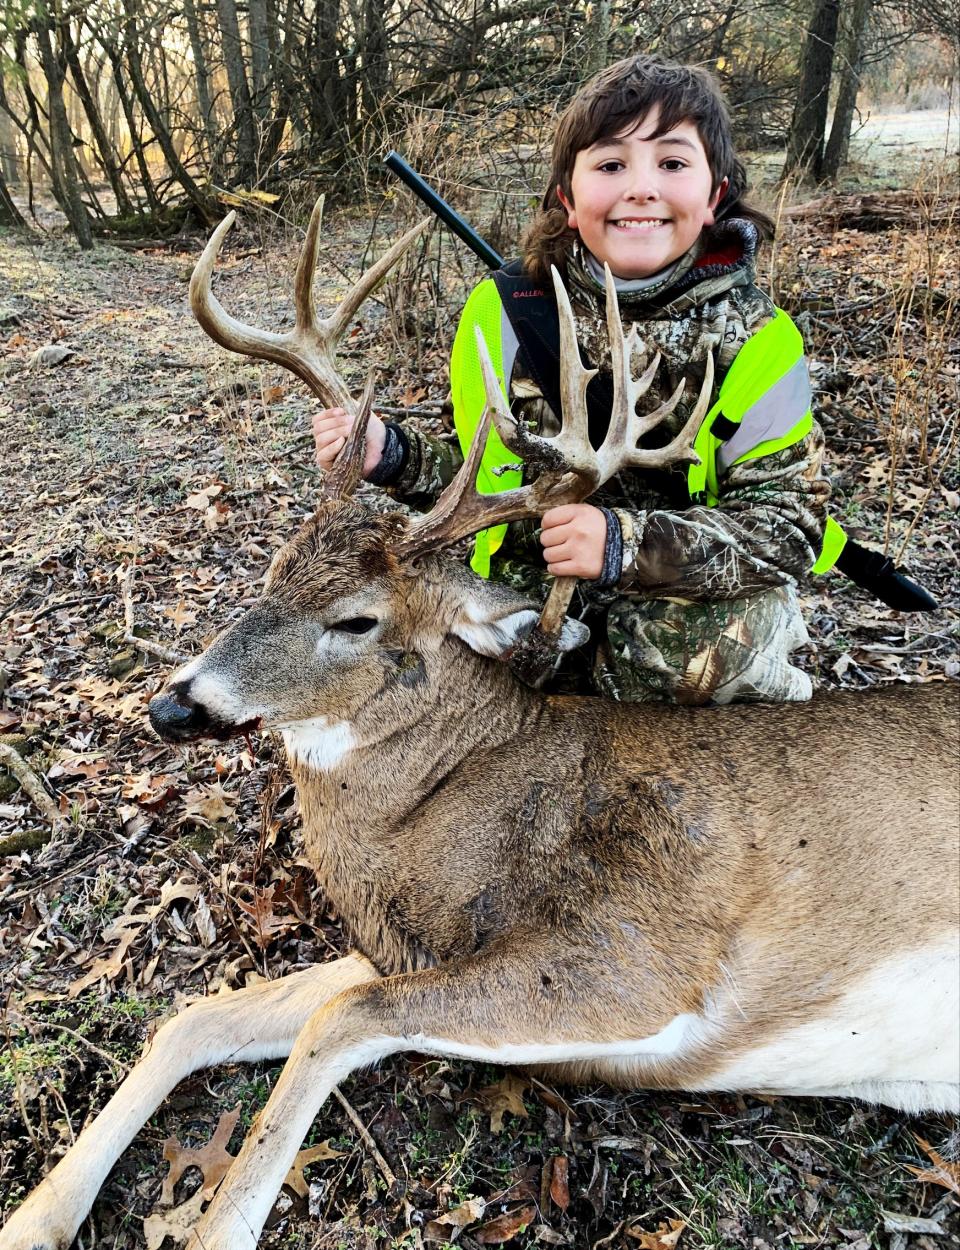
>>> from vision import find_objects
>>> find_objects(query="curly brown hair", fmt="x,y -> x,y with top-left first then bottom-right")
521,55 -> 774,283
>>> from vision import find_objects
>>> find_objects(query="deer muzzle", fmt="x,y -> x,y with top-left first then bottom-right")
148,690 -> 261,743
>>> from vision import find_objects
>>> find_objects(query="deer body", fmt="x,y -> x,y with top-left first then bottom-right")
4,204 -> 957,1250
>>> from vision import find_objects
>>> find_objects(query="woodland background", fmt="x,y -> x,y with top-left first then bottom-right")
0,1 -> 959,1249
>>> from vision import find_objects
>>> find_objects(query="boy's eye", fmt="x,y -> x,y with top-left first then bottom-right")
597,160 -> 624,174
661,159 -> 688,172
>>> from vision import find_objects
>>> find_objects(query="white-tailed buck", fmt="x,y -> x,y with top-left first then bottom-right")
3,201 -> 957,1250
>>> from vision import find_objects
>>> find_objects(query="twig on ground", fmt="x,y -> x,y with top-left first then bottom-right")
0,743 -> 65,829
121,567 -> 188,665
332,1086 -> 398,1194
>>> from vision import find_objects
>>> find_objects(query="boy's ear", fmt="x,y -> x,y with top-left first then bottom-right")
556,185 -> 577,230
705,177 -> 729,225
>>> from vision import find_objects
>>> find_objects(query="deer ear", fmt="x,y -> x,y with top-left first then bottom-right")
451,587 -> 589,658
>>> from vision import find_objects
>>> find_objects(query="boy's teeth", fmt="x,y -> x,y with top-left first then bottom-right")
614,219 -> 663,230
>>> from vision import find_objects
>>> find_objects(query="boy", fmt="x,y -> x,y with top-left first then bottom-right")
315,56 -> 831,705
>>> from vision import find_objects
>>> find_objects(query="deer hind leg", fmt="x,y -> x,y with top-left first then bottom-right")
0,953 -> 378,1250
186,952 -> 694,1250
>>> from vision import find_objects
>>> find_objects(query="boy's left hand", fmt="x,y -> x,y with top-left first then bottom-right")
540,504 -> 607,579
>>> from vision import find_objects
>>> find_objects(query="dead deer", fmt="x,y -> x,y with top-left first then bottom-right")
3,200 -> 957,1250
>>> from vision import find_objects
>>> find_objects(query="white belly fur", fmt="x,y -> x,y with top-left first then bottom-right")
701,935 -> 960,1110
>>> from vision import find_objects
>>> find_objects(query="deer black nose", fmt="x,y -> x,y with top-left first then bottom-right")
148,692 -> 209,742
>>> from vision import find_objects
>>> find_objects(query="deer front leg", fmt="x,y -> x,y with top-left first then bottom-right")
0,953 -> 378,1250
187,948 -> 685,1250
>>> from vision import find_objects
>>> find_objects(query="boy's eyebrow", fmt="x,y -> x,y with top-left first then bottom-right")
653,135 -> 698,150
588,132 -> 698,152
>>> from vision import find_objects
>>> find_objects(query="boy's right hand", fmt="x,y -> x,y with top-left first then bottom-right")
313,407 -> 387,479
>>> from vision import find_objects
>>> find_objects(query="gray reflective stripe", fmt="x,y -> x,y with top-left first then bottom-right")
500,302 -> 519,394
717,356 -> 812,471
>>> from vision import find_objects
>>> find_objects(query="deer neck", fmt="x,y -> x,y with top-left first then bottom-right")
284,639 -> 541,917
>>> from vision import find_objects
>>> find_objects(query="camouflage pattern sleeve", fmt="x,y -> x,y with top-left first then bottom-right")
386,426 -> 463,511
613,419 -> 831,601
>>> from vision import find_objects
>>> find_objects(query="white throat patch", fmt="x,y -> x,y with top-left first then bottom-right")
281,717 -> 357,771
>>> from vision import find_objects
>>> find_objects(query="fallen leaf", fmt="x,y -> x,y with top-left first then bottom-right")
183,782 -> 235,826
29,344 -> 75,367
143,1187 -> 206,1249
904,1134 -> 960,1196
183,483 -> 224,510
627,1219 -> 686,1248
194,893 -> 217,947
67,926 -> 139,998
424,1196 -> 487,1240
160,1105 -> 240,1204
163,599 -> 199,631
284,1139 -> 346,1198
236,882 -> 299,948
549,1155 -> 570,1211
477,1073 -> 530,1132
475,1202 -> 538,1244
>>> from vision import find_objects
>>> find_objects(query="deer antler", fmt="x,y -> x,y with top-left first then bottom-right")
189,196 -> 431,498
397,264 -> 714,637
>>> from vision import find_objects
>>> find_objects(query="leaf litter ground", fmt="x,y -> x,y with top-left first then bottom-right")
0,196 -> 957,1250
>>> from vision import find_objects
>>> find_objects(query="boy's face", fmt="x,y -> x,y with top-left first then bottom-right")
557,108 -> 727,280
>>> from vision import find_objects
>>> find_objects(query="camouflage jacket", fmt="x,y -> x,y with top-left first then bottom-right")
388,219 -> 831,604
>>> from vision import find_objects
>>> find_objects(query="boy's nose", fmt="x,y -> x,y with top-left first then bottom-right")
623,179 -> 660,202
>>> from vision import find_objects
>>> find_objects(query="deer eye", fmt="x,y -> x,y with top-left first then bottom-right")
331,617 -> 378,635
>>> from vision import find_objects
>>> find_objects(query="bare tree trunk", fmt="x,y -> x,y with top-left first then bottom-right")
62,18 -> 134,215
248,0 -> 271,125
120,0 -> 212,218
781,0 -> 841,182
0,164 -> 26,227
183,0 -> 216,165
0,108 -> 19,185
822,0 -> 872,179
217,0 -> 257,181
102,40 -> 161,214
584,0 -> 611,76
33,18 -> 94,247
360,0 -> 388,120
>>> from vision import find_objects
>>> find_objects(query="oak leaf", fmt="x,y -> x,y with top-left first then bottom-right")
477,1072 -> 530,1132
283,1139 -> 346,1198
627,1218 -> 686,1248
905,1135 -> 960,1196
160,1105 -> 240,1205
143,1187 -> 206,1249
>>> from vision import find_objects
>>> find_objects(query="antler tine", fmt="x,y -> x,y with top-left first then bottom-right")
549,266 -> 602,482
396,326 -> 582,561
292,193 -> 325,331
630,350 -> 714,470
322,371 -> 376,501
596,263 -> 712,476
190,211 -> 303,373
325,218 -> 433,343
190,200 -> 432,411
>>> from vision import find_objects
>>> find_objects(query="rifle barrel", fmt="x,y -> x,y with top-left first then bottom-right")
384,151 -> 504,271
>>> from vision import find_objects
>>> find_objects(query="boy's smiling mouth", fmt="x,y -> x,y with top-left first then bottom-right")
610,218 -> 669,230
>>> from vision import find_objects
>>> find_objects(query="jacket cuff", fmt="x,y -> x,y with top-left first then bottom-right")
589,507 -> 623,588
366,421 -> 409,485
610,508 -> 646,589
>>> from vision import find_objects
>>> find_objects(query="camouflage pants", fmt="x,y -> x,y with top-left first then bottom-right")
594,585 -> 813,706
